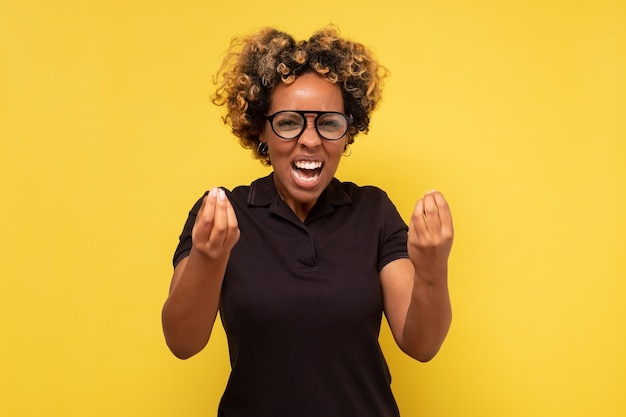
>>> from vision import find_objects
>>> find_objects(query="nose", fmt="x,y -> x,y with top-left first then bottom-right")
297,121 -> 322,148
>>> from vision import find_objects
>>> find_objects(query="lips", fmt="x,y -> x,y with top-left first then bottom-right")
292,159 -> 323,184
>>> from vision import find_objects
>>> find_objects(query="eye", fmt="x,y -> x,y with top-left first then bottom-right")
273,113 -> 303,131
317,114 -> 344,131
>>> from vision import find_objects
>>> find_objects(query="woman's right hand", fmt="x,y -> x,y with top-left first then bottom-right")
191,187 -> 240,260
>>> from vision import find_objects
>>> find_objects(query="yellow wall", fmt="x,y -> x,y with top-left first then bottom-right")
1,1 -> 624,416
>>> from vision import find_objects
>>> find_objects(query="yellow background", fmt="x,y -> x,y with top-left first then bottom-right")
1,0 -> 624,416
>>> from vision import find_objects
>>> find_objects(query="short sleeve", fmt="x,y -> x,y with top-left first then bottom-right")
377,193 -> 409,271
172,192 -> 209,268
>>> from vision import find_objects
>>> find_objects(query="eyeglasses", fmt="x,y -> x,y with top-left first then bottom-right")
265,110 -> 353,141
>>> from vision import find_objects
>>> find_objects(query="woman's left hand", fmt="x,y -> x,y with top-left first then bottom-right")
408,190 -> 454,281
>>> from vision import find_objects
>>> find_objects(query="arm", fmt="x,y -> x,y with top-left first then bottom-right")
161,188 -> 240,359
381,190 -> 453,362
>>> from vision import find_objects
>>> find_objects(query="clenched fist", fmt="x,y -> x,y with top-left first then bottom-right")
408,190 -> 454,281
192,187 -> 240,260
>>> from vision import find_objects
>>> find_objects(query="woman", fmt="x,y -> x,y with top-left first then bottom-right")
162,26 -> 454,417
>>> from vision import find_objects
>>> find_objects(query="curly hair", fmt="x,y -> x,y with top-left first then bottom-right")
212,25 -> 388,166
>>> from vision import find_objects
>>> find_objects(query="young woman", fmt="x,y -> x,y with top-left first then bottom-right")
162,26 -> 454,417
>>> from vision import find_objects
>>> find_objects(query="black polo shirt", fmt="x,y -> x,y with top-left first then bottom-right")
173,174 -> 409,417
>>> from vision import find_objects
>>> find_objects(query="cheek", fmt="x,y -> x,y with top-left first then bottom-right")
328,141 -> 347,159
267,139 -> 295,161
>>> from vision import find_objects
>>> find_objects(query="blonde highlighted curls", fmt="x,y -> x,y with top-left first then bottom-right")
212,25 -> 388,166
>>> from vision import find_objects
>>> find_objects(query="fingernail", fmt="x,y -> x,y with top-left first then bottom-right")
218,188 -> 226,200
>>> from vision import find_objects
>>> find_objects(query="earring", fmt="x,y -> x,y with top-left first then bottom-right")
257,141 -> 268,155
342,144 -> 352,157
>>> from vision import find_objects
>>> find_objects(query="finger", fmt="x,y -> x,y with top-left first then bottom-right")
412,197 -> 425,225
209,188 -> 229,246
225,193 -> 239,230
195,188 -> 218,239
432,191 -> 454,234
422,192 -> 441,229
205,187 -> 219,219
410,198 -> 427,238
225,195 -> 240,246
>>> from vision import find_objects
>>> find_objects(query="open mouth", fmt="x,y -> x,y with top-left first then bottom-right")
292,160 -> 323,184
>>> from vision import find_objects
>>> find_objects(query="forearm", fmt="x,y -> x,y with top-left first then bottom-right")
398,189 -> 454,361
401,270 -> 452,362
162,249 -> 228,359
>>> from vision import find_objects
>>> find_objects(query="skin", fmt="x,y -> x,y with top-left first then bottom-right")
380,190 -> 453,361
260,72 -> 347,221
162,72 -> 453,362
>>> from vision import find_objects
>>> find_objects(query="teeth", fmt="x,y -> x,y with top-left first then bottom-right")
294,161 -> 322,170
293,169 -> 319,182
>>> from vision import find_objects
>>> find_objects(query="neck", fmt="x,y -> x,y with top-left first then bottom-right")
278,192 -> 315,222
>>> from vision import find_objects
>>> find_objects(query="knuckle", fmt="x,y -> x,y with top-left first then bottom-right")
213,225 -> 227,237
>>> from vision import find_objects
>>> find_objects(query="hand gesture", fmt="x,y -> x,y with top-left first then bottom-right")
191,187 -> 240,260
408,190 -> 454,279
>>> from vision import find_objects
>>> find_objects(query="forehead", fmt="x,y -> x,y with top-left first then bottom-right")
269,72 -> 344,112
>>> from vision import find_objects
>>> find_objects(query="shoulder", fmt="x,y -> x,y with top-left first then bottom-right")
226,174 -> 275,207
333,179 -> 393,206
335,178 -> 406,224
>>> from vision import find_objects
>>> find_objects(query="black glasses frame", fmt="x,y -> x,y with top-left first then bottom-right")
264,110 -> 353,141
